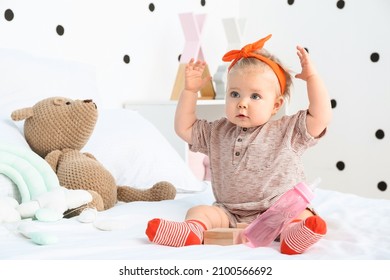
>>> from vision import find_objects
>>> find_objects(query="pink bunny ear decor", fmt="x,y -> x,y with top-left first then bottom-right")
171,13 -> 215,100
178,12 -> 207,63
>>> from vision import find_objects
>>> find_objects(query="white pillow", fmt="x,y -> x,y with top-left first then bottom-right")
0,48 -> 101,116
0,117 -> 29,148
0,117 -> 29,201
84,109 -> 207,193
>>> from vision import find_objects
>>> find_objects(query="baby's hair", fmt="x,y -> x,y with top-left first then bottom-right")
230,49 -> 293,100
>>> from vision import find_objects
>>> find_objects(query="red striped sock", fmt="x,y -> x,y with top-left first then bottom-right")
145,218 -> 207,247
280,216 -> 327,255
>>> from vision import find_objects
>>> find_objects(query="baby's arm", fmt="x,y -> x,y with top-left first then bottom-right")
295,46 -> 332,138
174,59 -> 211,144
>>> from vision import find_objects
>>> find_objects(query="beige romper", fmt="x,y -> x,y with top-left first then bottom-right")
190,110 -> 323,227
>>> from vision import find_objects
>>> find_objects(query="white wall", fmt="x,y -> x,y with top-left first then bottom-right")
0,0 -> 239,107
1,0 -> 389,199
239,0 -> 390,199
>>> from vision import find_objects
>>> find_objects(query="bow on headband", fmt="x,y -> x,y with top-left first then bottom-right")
222,34 -> 286,95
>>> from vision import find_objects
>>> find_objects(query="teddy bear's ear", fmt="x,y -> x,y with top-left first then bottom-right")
52,97 -> 68,106
11,107 -> 34,121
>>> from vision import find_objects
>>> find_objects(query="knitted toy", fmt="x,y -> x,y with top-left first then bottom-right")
11,97 -> 176,217
0,141 -> 93,223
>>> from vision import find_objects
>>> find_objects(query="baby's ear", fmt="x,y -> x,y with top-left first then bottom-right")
272,96 -> 284,115
11,107 -> 34,121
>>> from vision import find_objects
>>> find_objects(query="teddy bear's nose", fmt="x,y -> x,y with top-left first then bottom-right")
83,99 -> 97,109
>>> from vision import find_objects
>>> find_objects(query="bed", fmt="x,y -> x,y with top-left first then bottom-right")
1,48 -> 390,264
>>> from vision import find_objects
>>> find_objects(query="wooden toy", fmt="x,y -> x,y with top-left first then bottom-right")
203,223 -> 248,246
171,13 -> 215,100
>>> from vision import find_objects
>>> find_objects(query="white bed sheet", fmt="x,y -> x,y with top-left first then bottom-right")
1,183 -> 389,260
1,48 -> 389,261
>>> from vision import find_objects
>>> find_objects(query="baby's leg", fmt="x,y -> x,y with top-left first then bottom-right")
280,209 -> 327,255
146,205 -> 229,247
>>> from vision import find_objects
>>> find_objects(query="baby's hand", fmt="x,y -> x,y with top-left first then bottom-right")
295,46 -> 318,81
184,58 -> 211,93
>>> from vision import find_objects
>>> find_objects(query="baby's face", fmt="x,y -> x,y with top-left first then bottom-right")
225,66 -> 283,128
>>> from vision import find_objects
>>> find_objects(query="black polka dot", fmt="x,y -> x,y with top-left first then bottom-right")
287,0 -> 295,5
370,52 -> 380,62
336,161 -> 345,171
56,25 -> 65,36
378,181 -> 387,192
201,0 -> 206,7
336,0 -> 345,9
178,54 -> 182,62
4,9 -> 14,21
123,55 -> 130,64
148,3 -> 155,12
331,99 -> 337,109
375,129 -> 385,139
304,47 -> 309,53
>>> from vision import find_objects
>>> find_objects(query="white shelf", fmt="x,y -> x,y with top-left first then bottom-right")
195,99 -> 225,105
123,99 -> 225,106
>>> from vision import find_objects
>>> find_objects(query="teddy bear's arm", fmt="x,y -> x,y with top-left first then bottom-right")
83,152 -> 97,160
45,150 -> 63,172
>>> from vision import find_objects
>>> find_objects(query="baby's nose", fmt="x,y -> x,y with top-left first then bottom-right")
238,103 -> 247,109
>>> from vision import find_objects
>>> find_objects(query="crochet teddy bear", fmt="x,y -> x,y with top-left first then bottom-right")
11,97 -> 176,217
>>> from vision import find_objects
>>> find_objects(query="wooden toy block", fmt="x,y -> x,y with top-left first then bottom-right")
170,63 -> 186,100
203,223 -> 248,246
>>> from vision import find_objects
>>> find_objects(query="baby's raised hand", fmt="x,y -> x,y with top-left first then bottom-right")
295,46 -> 318,81
184,58 -> 211,93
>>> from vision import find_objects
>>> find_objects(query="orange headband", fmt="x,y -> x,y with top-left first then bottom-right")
222,34 -> 286,95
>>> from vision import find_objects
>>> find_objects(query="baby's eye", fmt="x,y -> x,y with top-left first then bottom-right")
251,93 -> 261,100
230,91 -> 240,98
